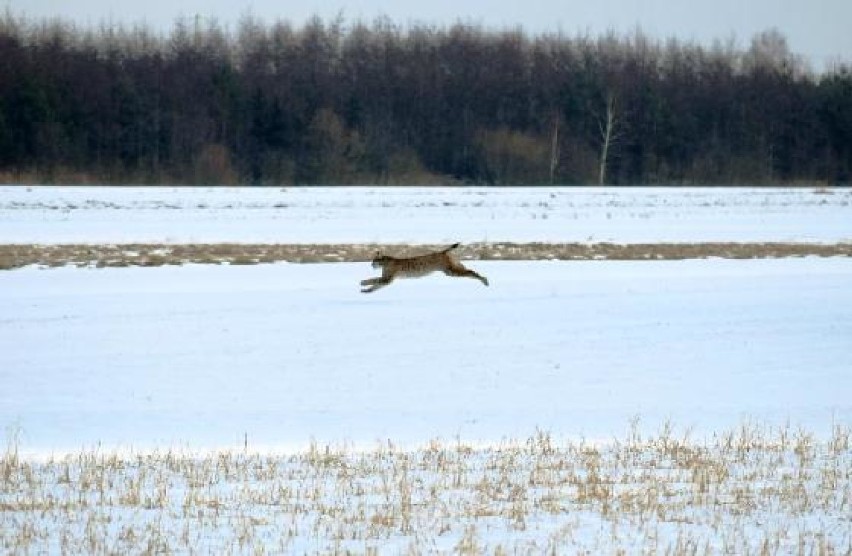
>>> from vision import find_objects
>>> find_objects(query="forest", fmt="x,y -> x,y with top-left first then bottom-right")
0,13 -> 850,185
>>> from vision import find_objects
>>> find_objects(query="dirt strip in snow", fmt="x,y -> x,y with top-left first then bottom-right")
2,242 -> 851,270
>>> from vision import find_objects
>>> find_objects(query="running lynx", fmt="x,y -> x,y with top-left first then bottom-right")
360,243 -> 489,293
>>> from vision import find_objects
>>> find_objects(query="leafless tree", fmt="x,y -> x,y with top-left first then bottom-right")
597,92 -> 622,185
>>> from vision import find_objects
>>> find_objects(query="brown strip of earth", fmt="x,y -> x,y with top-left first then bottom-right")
1,242 -> 850,270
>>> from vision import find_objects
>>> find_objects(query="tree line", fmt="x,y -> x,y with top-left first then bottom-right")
0,13 -> 850,185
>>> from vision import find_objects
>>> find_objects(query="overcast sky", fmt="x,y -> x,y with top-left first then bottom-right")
10,0 -> 851,69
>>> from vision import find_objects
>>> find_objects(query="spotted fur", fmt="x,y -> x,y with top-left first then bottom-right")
360,243 -> 489,293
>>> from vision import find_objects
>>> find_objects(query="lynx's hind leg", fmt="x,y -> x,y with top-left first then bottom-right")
444,264 -> 489,286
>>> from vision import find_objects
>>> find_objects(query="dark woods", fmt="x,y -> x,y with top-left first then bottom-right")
1,14 -> 850,185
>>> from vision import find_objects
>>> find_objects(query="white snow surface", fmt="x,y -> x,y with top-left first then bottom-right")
2,185 -> 851,244
3,186 -> 851,552
2,258 -> 850,455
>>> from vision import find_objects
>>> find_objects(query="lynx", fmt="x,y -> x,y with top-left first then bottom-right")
360,243 -> 489,293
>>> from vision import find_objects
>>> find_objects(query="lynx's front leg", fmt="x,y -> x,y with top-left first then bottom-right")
360,276 -> 393,293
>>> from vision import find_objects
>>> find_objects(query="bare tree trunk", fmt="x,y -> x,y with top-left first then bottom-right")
598,93 -> 619,185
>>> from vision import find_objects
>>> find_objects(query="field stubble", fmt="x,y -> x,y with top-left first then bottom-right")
2,422 -> 851,554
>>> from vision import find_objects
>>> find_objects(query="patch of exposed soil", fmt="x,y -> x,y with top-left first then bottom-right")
1,242 -> 850,270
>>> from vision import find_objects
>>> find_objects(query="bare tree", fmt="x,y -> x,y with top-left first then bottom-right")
597,92 -> 622,185
549,112 -> 560,184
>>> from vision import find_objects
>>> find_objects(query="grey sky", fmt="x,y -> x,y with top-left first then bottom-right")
10,0 -> 851,69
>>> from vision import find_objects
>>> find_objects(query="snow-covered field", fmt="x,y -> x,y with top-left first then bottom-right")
2,186 -> 851,552
2,185 -> 851,244
3,258 -> 850,454
2,258 -> 852,553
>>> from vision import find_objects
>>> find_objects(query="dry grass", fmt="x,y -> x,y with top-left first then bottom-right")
2,422 -> 850,553
1,242 -> 851,270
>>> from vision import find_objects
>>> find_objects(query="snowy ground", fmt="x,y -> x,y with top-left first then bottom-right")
2,185 -> 851,451
3,258 -> 850,456
3,186 -> 852,552
2,185 -> 851,244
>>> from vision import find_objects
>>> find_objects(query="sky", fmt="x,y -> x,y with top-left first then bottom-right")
9,0 -> 852,69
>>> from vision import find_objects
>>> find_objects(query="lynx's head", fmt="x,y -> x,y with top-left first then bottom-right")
371,251 -> 392,269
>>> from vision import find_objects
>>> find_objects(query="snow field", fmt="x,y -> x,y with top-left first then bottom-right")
3,185 -> 852,552
2,259 -> 850,453
2,185 -> 851,244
